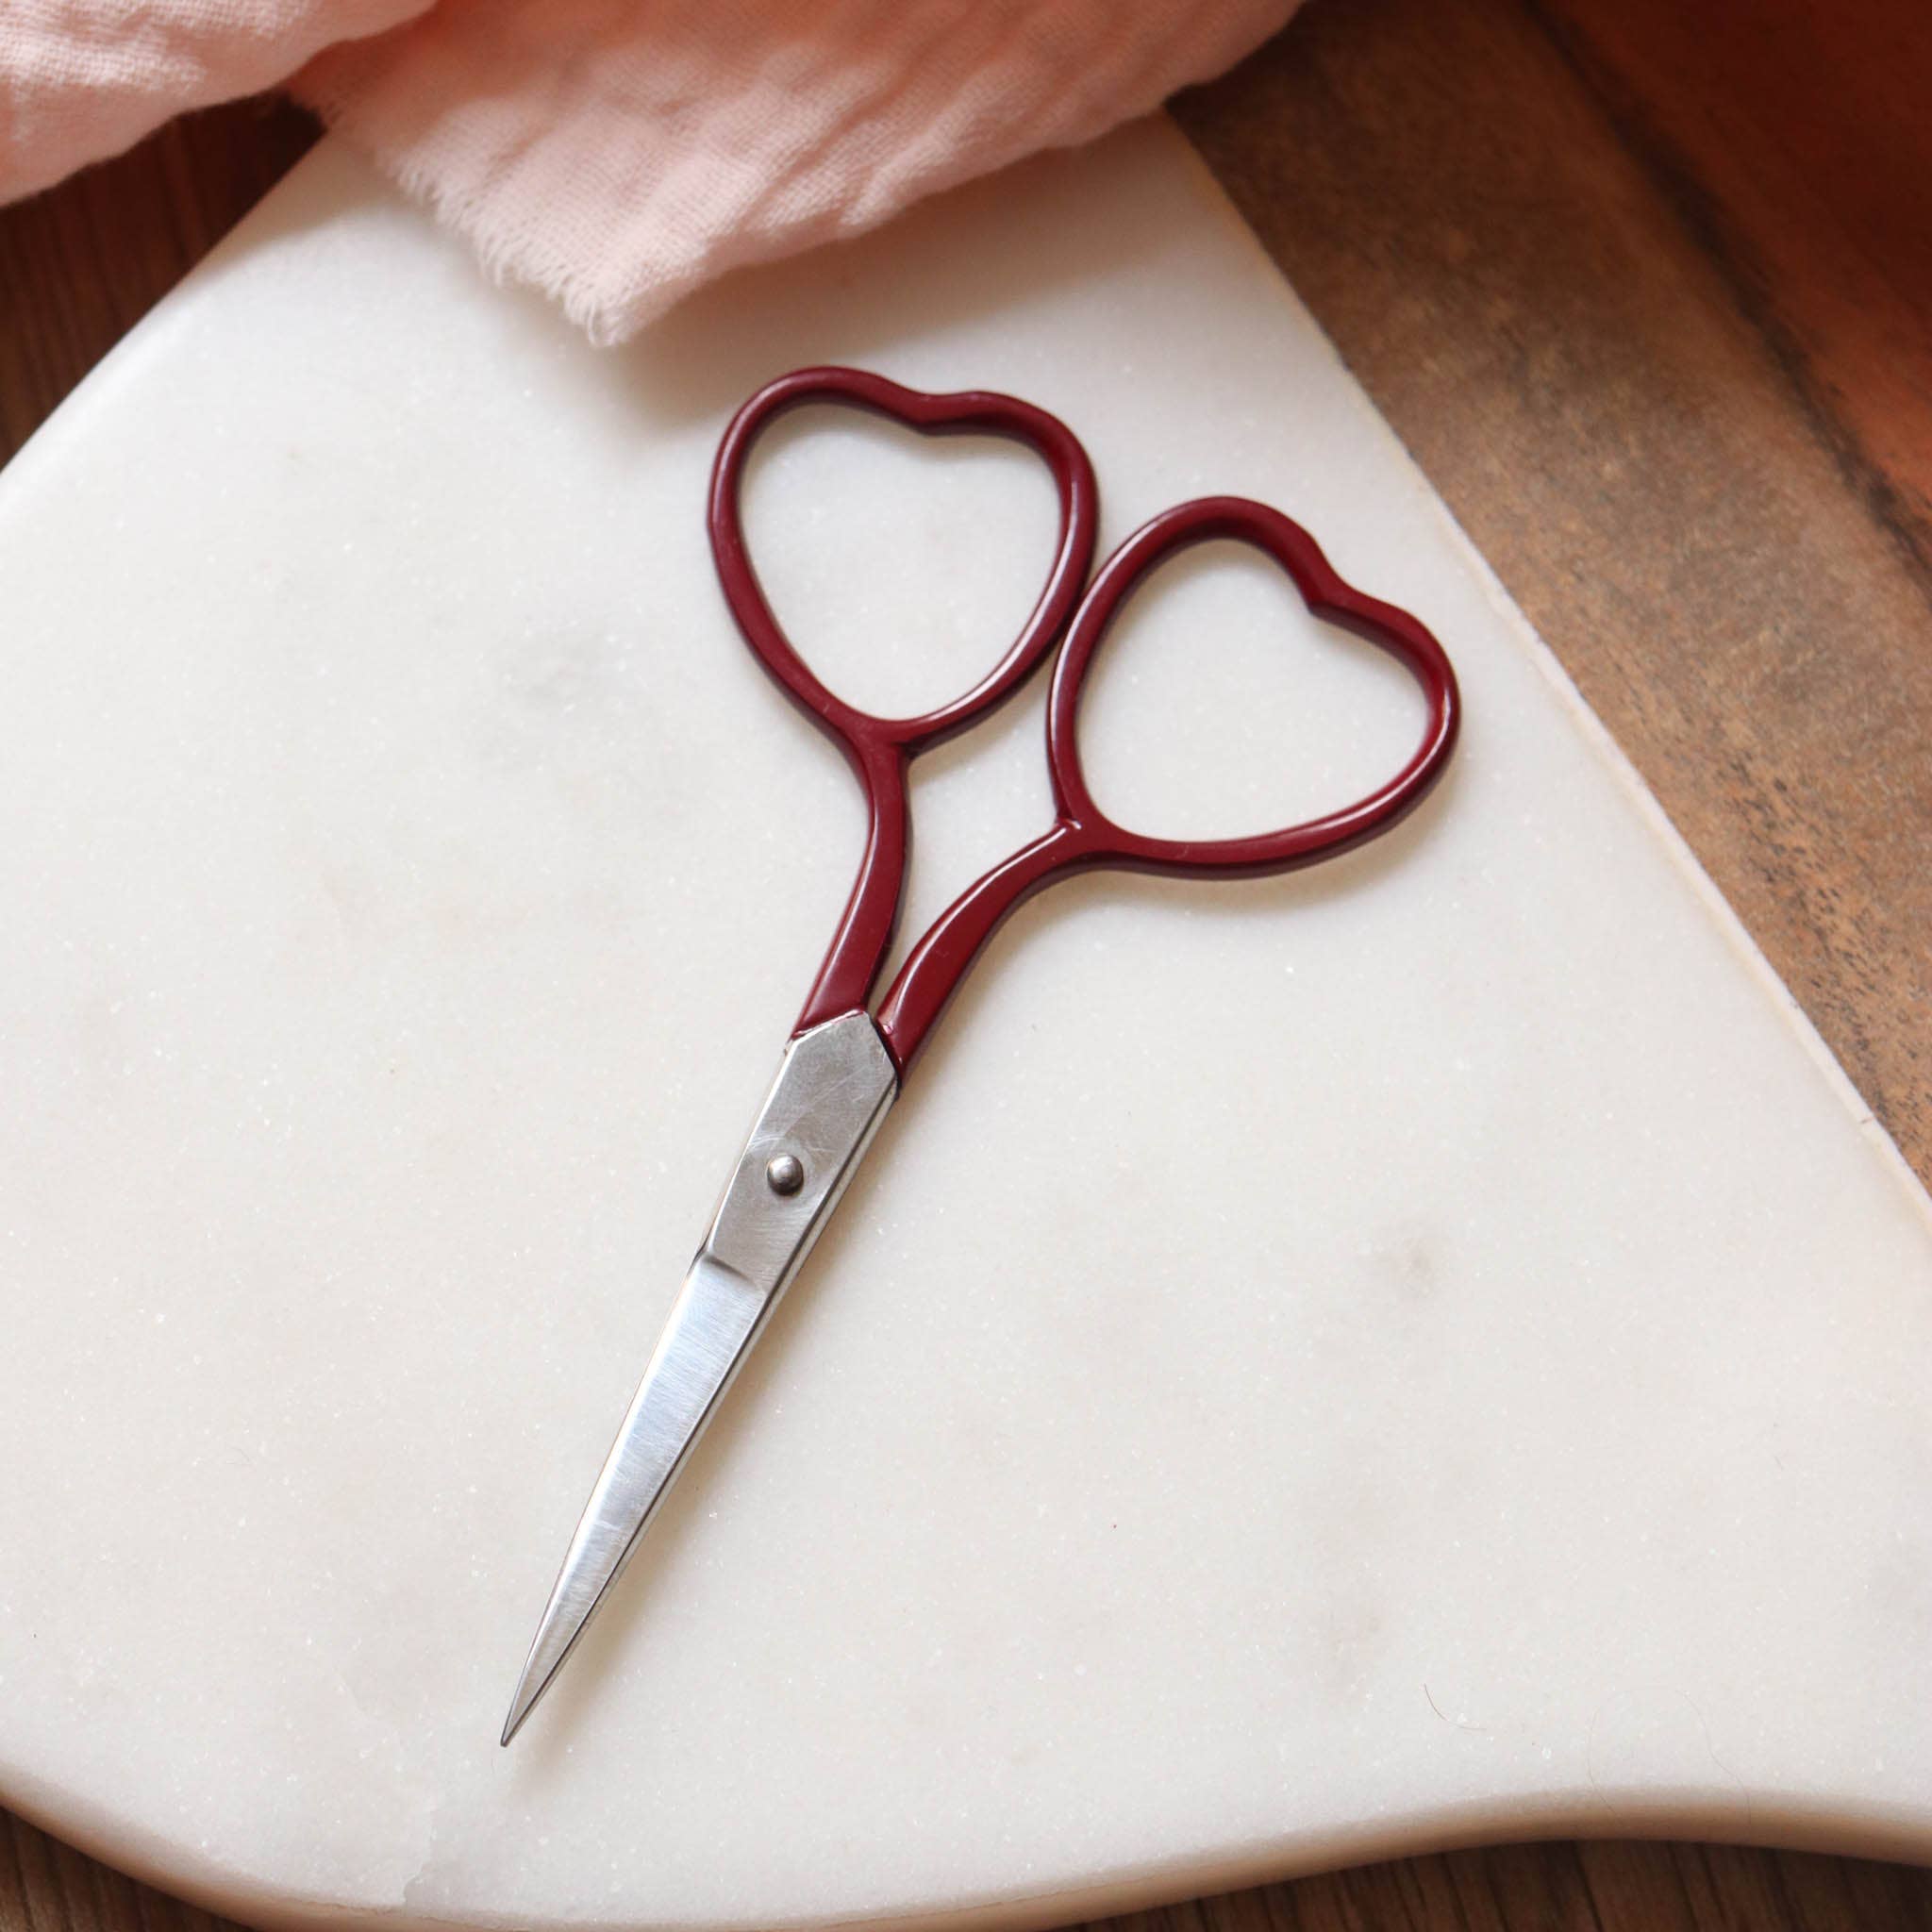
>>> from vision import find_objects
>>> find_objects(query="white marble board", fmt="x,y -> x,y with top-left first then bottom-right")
0,116 -> 1927,1931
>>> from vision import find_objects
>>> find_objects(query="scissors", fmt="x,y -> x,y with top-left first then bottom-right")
501,366 -> 1460,1743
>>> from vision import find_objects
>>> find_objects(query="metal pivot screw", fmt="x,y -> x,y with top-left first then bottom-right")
765,1153 -> 805,1196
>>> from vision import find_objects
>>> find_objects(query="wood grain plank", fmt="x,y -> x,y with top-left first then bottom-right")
1536,0 -> 1932,576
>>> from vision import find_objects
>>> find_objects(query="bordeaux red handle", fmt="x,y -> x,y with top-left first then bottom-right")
872,496 -> 1460,1071
708,366 -> 1100,1033
1050,498 -> 1457,874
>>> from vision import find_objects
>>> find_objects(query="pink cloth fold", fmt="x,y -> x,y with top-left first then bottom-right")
3,0 -> 1297,342
0,0 -> 420,200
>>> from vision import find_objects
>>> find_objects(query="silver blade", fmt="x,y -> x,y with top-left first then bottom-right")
500,1250 -> 764,1744
501,1010 -> 897,1744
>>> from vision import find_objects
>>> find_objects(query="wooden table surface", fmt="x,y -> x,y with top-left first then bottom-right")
2,1 -> 1928,1927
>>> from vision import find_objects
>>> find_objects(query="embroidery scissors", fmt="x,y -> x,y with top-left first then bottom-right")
501,366 -> 1460,1742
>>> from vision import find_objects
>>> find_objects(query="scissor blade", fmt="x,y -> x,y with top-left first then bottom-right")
500,1251 -> 765,1745
502,1010 -> 898,1744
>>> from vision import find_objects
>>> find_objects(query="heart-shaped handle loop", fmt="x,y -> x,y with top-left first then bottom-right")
873,497 -> 1460,1069
708,366 -> 1100,1033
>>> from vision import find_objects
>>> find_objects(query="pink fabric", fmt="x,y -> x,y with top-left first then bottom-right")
0,0 -> 421,201
3,0 -> 1297,342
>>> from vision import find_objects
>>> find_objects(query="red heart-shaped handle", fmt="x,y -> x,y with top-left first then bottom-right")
708,366 -> 1100,1032
873,496 -> 1460,1068
1047,497 -> 1459,874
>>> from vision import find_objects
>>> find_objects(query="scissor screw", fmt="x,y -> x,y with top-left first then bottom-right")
765,1153 -> 805,1196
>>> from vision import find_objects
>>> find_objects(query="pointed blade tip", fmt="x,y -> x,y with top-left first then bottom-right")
500,1675 -> 539,1747
500,1641 -> 559,1747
